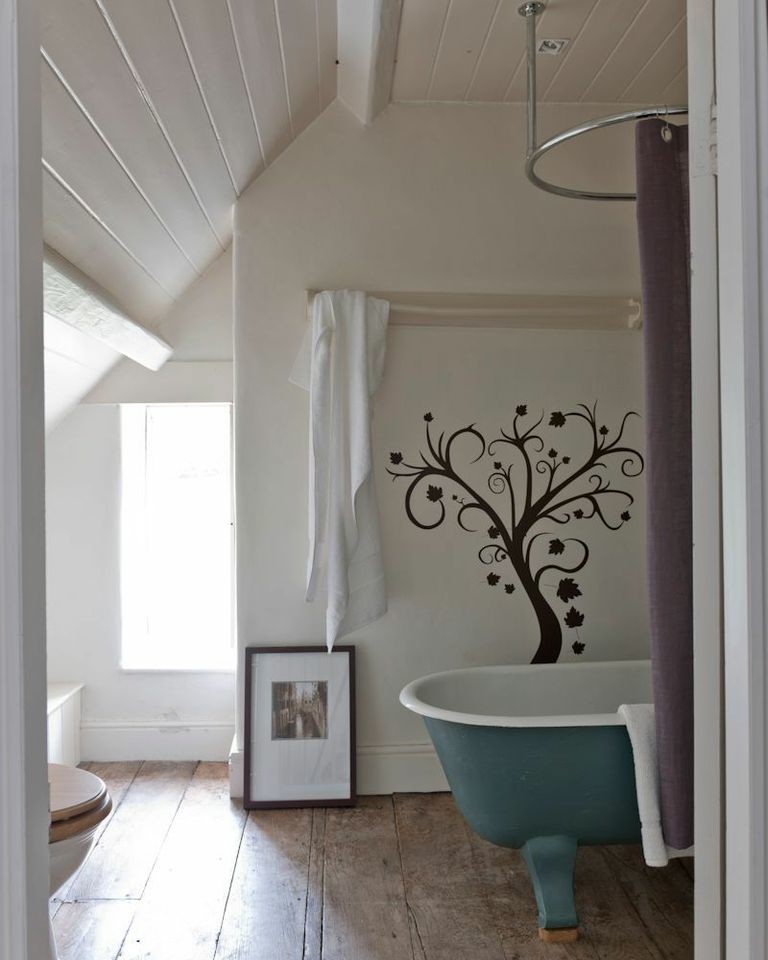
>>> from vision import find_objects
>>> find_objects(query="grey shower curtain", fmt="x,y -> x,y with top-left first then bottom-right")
635,118 -> 693,851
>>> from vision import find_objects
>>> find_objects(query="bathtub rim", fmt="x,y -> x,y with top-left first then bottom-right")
399,659 -> 651,728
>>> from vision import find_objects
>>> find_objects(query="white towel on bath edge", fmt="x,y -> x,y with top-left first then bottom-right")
618,703 -> 694,867
290,290 -> 389,651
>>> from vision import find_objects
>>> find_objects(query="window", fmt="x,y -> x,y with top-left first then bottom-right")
120,403 -> 234,671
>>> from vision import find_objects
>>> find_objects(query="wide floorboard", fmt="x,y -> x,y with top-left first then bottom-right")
51,762 -> 693,959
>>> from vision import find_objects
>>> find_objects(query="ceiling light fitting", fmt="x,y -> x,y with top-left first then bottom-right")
537,38 -> 568,55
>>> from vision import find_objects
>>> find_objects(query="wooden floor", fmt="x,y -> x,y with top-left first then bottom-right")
51,762 -> 693,960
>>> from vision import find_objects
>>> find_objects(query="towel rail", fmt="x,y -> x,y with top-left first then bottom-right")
306,291 -> 642,331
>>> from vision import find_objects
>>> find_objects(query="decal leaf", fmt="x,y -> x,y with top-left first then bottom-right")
487,573 -> 500,586
426,484 -> 443,503
564,607 -> 585,629
389,451 -> 403,465
556,578 -> 582,603
549,411 -> 566,427
572,641 -> 585,655
548,538 -> 565,555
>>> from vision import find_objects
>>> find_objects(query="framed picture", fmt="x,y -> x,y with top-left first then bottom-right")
243,645 -> 356,809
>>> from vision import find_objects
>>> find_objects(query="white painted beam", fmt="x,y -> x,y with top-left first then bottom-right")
337,0 -> 402,125
43,246 -> 173,370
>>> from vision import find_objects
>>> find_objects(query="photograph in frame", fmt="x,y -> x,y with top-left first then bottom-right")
244,645 -> 355,808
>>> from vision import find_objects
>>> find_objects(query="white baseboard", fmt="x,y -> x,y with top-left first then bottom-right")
83,723 -> 449,794
227,740 -> 448,799
81,719 -> 235,762
228,738 -> 243,797
357,742 -> 449,794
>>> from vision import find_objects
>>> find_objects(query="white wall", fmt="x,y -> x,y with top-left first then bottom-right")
44,313 -> 121,431
233,101 -> 646,793
375,325 -> 647,660
157,246 -> 232,361
45,249 -> 235,761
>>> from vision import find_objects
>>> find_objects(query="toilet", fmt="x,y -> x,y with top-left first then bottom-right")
48,763 -> 112,955
49,763 -> 112,895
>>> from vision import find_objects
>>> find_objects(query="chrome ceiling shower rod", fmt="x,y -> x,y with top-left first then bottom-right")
518,1 -> 688,201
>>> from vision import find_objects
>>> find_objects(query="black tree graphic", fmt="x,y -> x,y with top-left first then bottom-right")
387,404 -> 643,663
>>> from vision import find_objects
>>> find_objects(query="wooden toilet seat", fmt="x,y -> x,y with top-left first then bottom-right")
49,763 -> 112,844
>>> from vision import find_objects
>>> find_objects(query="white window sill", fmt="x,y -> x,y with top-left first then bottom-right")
119,664 -> 236,675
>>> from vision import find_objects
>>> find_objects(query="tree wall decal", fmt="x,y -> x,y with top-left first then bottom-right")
387,404 -> 644,663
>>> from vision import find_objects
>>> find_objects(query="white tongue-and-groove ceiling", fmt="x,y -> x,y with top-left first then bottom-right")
41,0 -> 337,330
392,0 -> 686,105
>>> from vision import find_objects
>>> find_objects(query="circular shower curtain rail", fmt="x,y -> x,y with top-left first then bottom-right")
518,2 -> 688,201
526,106 -> 689,201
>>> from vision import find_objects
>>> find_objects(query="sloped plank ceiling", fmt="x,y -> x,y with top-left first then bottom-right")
392,0 -> 686,106
42,0 -> 687,338
41,0 -> 338,329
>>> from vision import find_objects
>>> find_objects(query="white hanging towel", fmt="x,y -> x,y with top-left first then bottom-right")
618,703 -> 694,867
290,290 -> 389,651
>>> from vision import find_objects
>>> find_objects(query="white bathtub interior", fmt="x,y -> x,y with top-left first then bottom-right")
401,660 -> 653,727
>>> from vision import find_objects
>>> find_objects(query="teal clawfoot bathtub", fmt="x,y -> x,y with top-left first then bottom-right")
400,660 -> 650,942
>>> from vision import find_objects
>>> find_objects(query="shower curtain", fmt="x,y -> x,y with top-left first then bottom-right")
635,118 -> 693,851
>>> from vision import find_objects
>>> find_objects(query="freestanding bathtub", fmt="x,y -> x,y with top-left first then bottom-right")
400,659 -> 651,942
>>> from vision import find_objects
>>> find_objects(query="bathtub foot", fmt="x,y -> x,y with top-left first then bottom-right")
522,835 -> 579,939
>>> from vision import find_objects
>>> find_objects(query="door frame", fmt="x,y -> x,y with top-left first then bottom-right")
688,0 -> 723,958
0,1 -> 49,959
715,0 -> 768,957
3,0 -> 767,958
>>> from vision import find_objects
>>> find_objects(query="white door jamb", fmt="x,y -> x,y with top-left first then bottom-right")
0,1 -> 50,958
